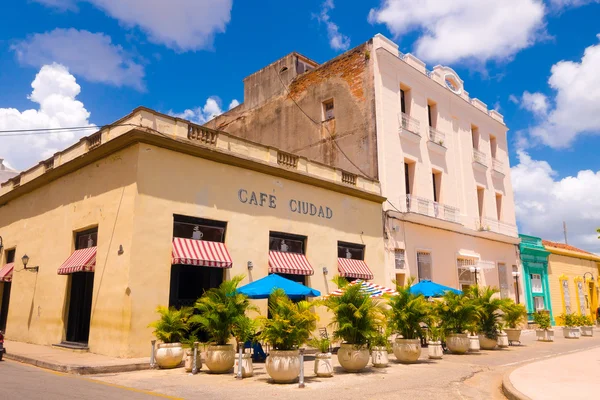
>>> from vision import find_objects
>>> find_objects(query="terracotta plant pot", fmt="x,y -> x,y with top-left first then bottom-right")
265,350 -> 301,383
155,343 -> 184,369
447,333 -> 470,354
478,334 -> 498,350
205,344 -> 236,373
184,348 -> 202,372
562,327 -> 581,339
468,335 -> 480,353
393,338 -> 421,364
535,329 -> 554,342
314,352 -> 333,377
497,332 -> 509,348
235,352 -> 254,377
371,346 -> 389,368
580,326 -> 594,337
504,328 -> 522,342
428,341 -> 443,359
337,343 -> 370,372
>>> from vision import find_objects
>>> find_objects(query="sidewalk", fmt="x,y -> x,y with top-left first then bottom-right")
3,340 -> 150,375
504,344 -> 600,400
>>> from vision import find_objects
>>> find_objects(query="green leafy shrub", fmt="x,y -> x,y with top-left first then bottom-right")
466,286 -> 510,340
259,288 -> 317,350
388,279 -> 430,340
435,291 -> 480,335
501,301 -> 528,329
578,315 -> 593,326
308,337 -> 331,354
148,306 -> 191,343
533,311 -> 551,330
557,313 -> 578,328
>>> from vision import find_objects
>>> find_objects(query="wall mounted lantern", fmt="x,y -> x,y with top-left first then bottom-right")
21,254 -> 39,272
322,266 -> 328,275
247,261 -> 253,271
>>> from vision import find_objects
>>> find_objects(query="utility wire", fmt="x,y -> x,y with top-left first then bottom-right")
0,123 -> 140,137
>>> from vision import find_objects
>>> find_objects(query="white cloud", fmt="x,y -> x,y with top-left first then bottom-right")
35,0 -> 78,11
169,96 -> 239,124
0,64 -> 94,171
508,94 -> 520,104
36,0 -> 233,52
368,0 -> 546,64
521,91 -> 549,115
550,0 -> 599,9
13,29 -> 145,90
512,150 -> 600,254
523,35 -> 600,148
315,0 -> 351,51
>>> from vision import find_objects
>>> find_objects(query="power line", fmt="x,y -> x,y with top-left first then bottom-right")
0,123 -> 138,137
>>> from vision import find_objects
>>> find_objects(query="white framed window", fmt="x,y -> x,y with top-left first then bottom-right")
530,273 -> 543,293
416,251 -> 432,281
576,281 -> 587,315
498,263 -> 509,299
534,296 -> 545,311
323,100 -> 334,121
394,249 -> 405,270
561,279 -> 571,314
457,258 -> 477,287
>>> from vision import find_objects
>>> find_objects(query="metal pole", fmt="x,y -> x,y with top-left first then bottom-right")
563,221 -> 568,244
298,348 -> 305,388
150,340 -> 156,369
236,344 -> 243,379
192,341 -> 199,375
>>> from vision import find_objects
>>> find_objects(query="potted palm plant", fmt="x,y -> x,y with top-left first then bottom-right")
232,315 -> 257,378
191,275 -> 256,374
435,291 -> 479,354
534,311 -> 554,342
468,286 -> 509,350
369,327 -> 391,368
558,313 -> 581,339
149,306 -> 189,369
501,301 -> 527,343
578,315 -> 594,337
325,277 -> 384,372
309,337 -> 333,377
259,288 -> 317,383
427,322 -> 444,360
389,281 -> 429,363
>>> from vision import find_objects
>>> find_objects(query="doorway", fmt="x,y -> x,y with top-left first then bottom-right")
589,281 -> 598,322
0,249 -> 16,332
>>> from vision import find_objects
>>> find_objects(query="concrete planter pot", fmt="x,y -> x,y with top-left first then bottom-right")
337,343 -> 370,372
371,346 -> 389,368
497,332 -> 509,348
235,353 -> 254,377
314,352 -> 333,377
428,341 -> 443,359
155,343 -> 184,369
478,334 -> 498,350
562,327 -> 581,339
183,348 -> 202,372
581,326 -> 594,337
468,335 -> 480,353
536,329 -> 554,342
205,344 -> 236,373
393,338 -> 421,364
504,328 -> 522,343
447,333 -> 470,354
265,350 -> 301,383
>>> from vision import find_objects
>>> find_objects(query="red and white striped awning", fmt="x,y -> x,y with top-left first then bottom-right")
269,251 -> 314,276
57,247 -> 97,275
337,258 -> 374,280
172,238 -> 233,268
0,263 -> 14,282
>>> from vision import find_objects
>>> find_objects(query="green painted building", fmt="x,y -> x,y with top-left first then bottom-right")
518,234 -> 554,324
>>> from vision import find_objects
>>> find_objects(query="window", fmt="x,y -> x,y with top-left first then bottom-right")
427,100 -> 437,128
76,228 -> 98,250
5,249 -> 15,264
471,125 -> 480,150
432,171 -> 441,203
576,280 -> 587,315
338,241 -> 365,260
490,135 -> 497,159
395,273 -> 405,287
400,89 -> 406,114
394,249 -> 405,270
323,100 -> 334,121
458,258 -> 477,290
534,296 -> 545,311
404,160 -> 415,210
561,279 -> 571,313
498,263 -> 509,299
173,215 -> 226,243
531,274 -> 543,293
400,85 -> 411,115
269,232 -> 305,254
477,187 -> 485,221
416,252 -> 432,281
495,193 -> 503,221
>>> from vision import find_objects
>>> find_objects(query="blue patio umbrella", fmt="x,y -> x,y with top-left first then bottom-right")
409,280 -> 462,298
237,273 -> 321,299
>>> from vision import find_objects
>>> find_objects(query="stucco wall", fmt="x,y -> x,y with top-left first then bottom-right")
0,146 -> 139,356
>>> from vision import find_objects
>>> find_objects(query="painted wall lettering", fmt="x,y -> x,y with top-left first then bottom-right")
238,188 -> 332,219
238,189 -> 276,209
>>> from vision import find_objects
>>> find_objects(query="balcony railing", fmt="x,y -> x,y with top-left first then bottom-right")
428,127 -> 446,147
492,158 -> 504,174
406,194 -> 461,223
473,148 -> 487,166
476,217 -> 518,237
399,113 -> 420,136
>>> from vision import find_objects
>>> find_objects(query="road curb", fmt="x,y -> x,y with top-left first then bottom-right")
4,352 -> 150,375
501,369 -> 532,400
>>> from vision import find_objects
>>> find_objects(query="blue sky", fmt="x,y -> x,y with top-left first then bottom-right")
1,0 -> 600,251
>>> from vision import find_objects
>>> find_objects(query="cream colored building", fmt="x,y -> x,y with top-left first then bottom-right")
0,108 -> 385,357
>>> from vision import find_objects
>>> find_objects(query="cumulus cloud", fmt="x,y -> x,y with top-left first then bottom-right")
523,35 -> 600,148
169,96 -> 239,125
549,0 -> 599,9
521,91 -> 549,115
315,0 -> 351,51
512,150 -> 600,253
0,64 -> 94,170
368,0 -> 546,64
13,29 -> 145,90
35,0 -> 233,52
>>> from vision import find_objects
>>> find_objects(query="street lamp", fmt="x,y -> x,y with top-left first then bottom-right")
583,272 -> 594,282
469,266 -> 480,285
21,254 -> 39,272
